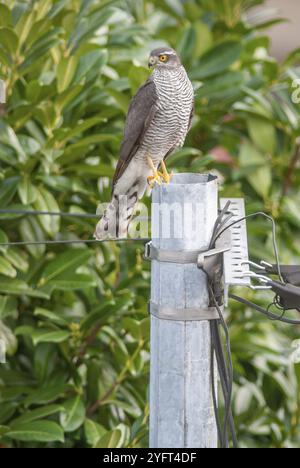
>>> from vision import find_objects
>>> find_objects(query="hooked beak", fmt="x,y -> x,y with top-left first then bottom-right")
148,56 -> 156,68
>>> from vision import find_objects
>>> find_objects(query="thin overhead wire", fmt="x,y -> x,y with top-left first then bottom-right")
0,238 -> 149,247
213,211 -> 284,283
0,209 -> 99,219
0,208 -> 149,246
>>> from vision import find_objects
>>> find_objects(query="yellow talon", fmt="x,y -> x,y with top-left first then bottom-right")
160,160 -> 173,184
147,156 -> 163,188
146,157 -> 173,187
147,171 -> 163,188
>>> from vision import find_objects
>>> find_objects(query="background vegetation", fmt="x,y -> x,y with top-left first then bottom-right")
0,0 -> 299,448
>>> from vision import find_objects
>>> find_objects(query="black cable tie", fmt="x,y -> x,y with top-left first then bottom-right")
268,280 -> 300,311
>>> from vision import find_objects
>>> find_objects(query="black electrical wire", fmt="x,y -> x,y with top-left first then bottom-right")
213,211 -> 284,283
0,238 -> 149,247
0,209 -> 99,218
0,208 -> 150,246
210,342 -> 223,445
229,293 -> 300,325
210,201 -> 232,245
209,284 -> 238,449
215,209 -> 300,324
210,321 -> 238,448
202,202 -> 238,448
206,207 -> 296,447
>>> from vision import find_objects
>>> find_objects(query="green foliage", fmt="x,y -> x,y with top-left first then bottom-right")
0,0 -> 299,448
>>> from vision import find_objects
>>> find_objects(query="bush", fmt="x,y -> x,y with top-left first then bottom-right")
0,0 -> 299,448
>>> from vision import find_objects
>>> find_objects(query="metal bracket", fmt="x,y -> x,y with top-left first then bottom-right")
220,198 -> 250,304
145,239 -> 230,268
149,301 -> 220,321
145,238 -> 230,320
144,242 -> 201,264
145,197 -> 252,314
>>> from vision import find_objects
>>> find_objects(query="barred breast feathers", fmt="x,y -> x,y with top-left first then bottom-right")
142,66 -> 194,153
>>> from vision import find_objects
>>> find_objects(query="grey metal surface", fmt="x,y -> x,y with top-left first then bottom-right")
149,301 -> 220,321
144,241 -> 201,264
149,173 -> 218,448
220,198 -> 250,299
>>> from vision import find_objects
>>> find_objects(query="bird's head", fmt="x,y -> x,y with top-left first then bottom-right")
148,47 -> 181,69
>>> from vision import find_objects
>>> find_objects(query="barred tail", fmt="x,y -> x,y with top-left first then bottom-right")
94,191 -> 138,240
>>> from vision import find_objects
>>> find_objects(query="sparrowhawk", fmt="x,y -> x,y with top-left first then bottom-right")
94,47 -> 194,239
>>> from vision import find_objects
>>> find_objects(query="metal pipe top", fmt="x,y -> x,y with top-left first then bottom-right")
167,173 -> 218,185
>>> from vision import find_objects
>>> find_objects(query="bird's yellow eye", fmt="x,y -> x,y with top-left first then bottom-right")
159,54 -> 168,62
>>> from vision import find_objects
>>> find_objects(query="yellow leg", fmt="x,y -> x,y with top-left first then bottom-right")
160,160 -> 173,184
147,156 -> 163,188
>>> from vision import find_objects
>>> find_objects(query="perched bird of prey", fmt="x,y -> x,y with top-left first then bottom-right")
94,47 -> 194,239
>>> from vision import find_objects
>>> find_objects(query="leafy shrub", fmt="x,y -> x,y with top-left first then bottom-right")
0,0 -> 299,448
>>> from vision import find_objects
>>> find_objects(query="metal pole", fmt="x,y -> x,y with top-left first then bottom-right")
149,173 -> 218,448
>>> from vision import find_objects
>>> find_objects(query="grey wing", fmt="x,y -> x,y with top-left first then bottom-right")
112,78 -> 158,188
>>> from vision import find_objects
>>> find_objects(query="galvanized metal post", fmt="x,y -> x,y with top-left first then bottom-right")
149,173 -> 218,448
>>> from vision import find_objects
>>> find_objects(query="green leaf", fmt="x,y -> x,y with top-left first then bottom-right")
0,122 -> 27,162
107,88 -> 130,114
31,329 -> 70,346
0,296 -> 18,320
55,116 -> 107,143
48,274 -> 96,291
193,21 -> 213,58
0,176 -> 19,206
84,418 -> 106,447
128,65 -> 150,96
0,28 -> 19,55
18,177 -> 38,205
0,404 -> 17,425
19,33 -> 61,74
239,141 -> 271,199
60,396 -> 85,433
57,56 -> 78,93
0,5 -> 11,27
40,249 -> 91,285
177,25 -> 197,63
4,249 -> 29,273
0,256 -> 17,278
164,0 -> 184,17
0,279 -> 49,298
123,318 -> 140,340
0,320 -> 17,356
0,229 -> 9,253
0,425 -> 10,436
33,187 -> 60,237
5,421 -> 64,443
33,308 -> 69,326
140,318 -> 150,341
19,217 -> 46,259
80,300 -> 124,332
15,10 -> 37,47
190,41 -> 242,79
10,405 -> 64,426
74,48 -> 107,84
196,71 -> 243,100
95,429 -> 122,448
24,384 -> 68,406
55,84 -> 83,112
247,117 -> 277,154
